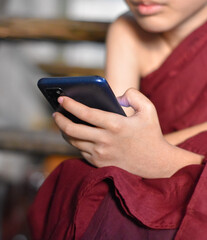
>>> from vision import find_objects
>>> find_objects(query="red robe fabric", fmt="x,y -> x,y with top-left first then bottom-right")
28,21 -> 207,240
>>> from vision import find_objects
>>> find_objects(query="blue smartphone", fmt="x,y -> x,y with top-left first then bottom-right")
37,75 -> 126,124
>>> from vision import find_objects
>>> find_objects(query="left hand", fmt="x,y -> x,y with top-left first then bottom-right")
53,88 -> 203,178
53,89 -> 176,178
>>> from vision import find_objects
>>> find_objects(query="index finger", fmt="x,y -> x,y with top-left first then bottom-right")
58,96 -> 123,129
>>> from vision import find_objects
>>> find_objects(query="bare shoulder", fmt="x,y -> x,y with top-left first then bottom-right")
107,12 -> 145,47
107,12 -> 170,77
108,12 -> 160,46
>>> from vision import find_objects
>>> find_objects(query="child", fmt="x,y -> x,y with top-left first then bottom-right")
29,1 -> 207,239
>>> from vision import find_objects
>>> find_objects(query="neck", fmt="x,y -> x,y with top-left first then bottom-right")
162,6 -> 207,49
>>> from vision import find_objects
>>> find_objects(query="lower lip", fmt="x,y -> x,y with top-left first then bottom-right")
137,3 -> 164,15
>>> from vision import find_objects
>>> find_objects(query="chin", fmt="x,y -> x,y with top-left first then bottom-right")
134,16 -> 175,33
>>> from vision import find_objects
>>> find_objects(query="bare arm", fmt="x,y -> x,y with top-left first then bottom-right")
105,14 -> 141,116
165,122 -> 207,145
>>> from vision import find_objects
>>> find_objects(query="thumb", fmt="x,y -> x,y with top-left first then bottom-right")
117,88 -> 153,113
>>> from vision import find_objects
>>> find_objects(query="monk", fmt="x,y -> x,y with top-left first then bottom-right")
29,0 -> 207,239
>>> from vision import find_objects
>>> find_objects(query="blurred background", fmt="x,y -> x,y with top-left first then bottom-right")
0,0 -> 128,239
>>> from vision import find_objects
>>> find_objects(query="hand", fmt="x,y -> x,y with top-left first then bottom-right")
53,88 -> 203,178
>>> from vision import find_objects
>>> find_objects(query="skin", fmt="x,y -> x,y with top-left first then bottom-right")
53,90 -> 203,179
53,0 -> 207,178
105,0 -> 207,142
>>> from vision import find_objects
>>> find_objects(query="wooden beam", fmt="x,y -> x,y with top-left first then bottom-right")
0,18 -> 110,42
0,128 -> 80,156
39,63 -> 105,77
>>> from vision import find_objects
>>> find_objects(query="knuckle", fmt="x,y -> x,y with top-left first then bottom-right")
108,118 -> 123,133
94,144 -> 106,158
100,135 -> 110,145
145,101 -> 156,113
126,88 -> 136,97
64,124 -> 72,136
125,88 -> 138,105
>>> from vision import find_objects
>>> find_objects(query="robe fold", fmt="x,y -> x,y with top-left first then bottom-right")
29,21 -> 207,240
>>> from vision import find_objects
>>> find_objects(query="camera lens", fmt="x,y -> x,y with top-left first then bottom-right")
45,88 -> 63,109
56,89 -> 62,95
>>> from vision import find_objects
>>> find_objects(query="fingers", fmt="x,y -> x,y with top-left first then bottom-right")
81,152 -> 93,163
53,112 -> 102,142
68,137 -> 108,168
117,88 -> 155,114
57,96 -> 122,129
70,137 -> 93,154
69,137 -> 111,168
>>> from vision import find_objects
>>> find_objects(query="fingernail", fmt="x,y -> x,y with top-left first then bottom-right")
52,112 -> 56,118
58,97 -> 64,104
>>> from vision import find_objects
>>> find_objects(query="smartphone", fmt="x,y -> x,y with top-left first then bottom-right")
37,75 -> 126,125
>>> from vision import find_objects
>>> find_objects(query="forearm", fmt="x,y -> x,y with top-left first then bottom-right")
161,144 -> 204,178
128,140 -> 204,179
164,121 -> 207,145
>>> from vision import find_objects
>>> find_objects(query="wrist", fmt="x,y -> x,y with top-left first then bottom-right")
162,143 -> 204,178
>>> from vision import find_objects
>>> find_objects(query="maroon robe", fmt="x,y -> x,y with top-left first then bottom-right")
28,21 -> 207,240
